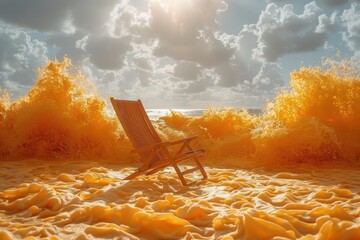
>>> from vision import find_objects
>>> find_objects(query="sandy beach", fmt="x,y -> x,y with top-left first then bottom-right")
0,160 -> 359,239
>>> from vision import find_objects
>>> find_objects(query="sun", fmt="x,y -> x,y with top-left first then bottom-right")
153,0 -> 195,24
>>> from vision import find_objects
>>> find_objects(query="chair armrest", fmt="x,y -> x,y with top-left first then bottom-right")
167,136 -> 198,146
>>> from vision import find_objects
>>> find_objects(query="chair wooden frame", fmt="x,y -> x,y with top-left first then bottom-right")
110,97 -> 207,186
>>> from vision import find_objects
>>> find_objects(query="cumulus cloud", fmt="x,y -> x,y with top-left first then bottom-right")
0,0 -> 118,33
214,60 -> 247,88
320,0 -> 350,7
46,32 -> 87,62
0,0 -> 286,107
253,62 -> 283,90
0,0 -> 129,72
108,3 -> 146,38
130,53 -> 157,87
172,61 -> 201,81
0,0 -> 72,33
316,12 -> 338,33
148,0 -> 234,68
252,2 -> 328,62
107,0 -> 246,93
0,0 -> 350,108
132,55 -> 155,73
213,28 -> 259,88
153,33 -> 234,68
149,0 -> 227,43
69,0 -> 118,33
341,2 -> 360,51
168,63 -> 215,94
172,77 -> 211,94
0,26 -> 48,93
108,0 -> 234,68
81,35 -> 132,70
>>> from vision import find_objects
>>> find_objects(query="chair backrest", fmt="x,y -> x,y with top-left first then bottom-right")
110,97 -> 162,149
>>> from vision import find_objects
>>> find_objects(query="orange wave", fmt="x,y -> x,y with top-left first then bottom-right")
0,59 -> 133,161
0,57 -> 359,166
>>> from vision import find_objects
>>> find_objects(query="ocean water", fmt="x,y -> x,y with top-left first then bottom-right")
146,109 -> 206,120
146,108 -> 262,120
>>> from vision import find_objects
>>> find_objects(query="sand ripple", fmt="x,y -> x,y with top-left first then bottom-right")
0,160 -> 359,239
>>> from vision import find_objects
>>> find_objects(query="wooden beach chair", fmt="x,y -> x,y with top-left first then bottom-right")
110,97 -> 208,186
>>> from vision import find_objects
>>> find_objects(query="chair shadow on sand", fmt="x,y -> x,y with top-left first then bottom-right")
84,167 -> 208,205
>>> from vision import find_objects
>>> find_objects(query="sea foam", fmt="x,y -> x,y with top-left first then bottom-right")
0,57 -> 359,166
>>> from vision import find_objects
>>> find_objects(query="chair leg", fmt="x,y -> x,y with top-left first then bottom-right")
184,143 -> 207,180
169,160 -> 187,186
194,157 -> 208,179
145,165 -> 167,175
124,169 -> 143,180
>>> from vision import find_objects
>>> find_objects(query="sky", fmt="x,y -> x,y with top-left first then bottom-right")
0,0 -> 359,109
